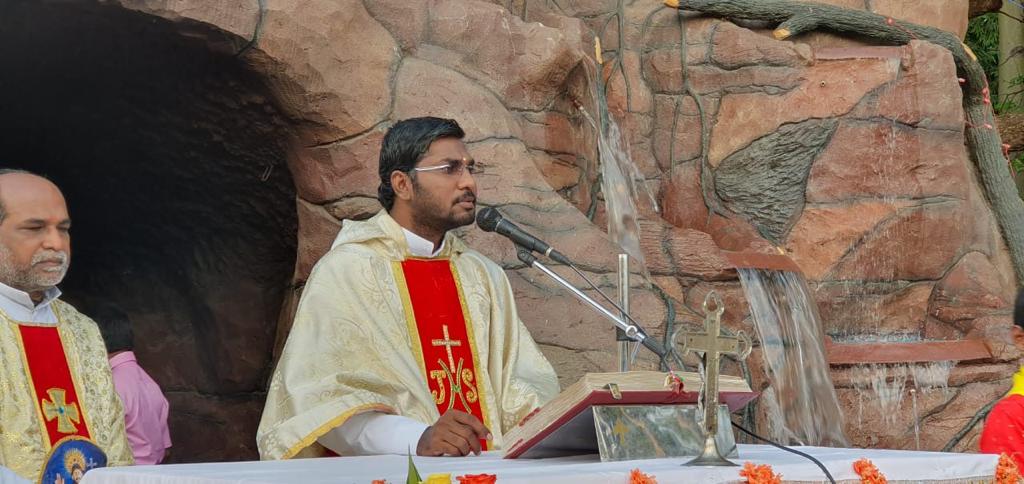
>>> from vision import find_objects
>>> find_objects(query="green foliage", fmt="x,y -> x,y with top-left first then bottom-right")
406,451 -> 422,484
1001,71 -> 1024,112
966,13 -> 1001,98
1012,153 -> 1024,174
965,12 -> 1024,113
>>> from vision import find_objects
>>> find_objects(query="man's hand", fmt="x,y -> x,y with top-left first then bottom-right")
416,410 -> 491,456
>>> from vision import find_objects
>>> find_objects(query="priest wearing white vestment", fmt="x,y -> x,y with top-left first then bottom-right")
0,170 -> 133,482
258,117 -> 560,460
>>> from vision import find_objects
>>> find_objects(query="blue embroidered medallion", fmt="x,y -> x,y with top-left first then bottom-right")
39,436 -> 107,484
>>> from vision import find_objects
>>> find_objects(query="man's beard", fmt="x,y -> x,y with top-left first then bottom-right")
0,244 -> 69,293
411,183 -> 476,234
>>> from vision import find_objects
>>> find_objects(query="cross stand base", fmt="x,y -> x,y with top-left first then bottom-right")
683,433 -> 738,467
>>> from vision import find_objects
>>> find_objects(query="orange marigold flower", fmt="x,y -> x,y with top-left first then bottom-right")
629,468 -> 657,484
371,481 -> 386,484
739,461 -> 782,484
996,453 -> 1022,484
456,474 -> 497,484
852,458 -> 887,484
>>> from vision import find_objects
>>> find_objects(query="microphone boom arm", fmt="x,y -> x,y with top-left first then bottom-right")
515,246 -> 667,358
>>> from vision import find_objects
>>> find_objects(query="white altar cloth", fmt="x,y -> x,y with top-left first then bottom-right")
81,444 -> 1000,484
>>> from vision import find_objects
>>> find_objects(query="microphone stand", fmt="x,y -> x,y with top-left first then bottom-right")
514,245 -> 667,359
617,254 -> 631,372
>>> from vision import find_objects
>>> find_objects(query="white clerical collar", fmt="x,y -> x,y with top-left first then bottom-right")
0,281 -> 61,324
403,228 -> 445,258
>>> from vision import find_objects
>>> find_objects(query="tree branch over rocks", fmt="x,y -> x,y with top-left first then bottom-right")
665,0 -> 1024,285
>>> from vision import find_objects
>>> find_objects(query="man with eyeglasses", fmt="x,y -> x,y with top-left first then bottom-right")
258,117 -> 559,460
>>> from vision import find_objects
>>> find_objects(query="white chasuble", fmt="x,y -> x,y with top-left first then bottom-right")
257,211 -> 559,460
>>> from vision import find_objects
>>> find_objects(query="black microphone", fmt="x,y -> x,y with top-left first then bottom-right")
476,207 -> 572,265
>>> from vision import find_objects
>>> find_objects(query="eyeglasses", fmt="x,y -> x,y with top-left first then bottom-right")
412,159 -> 485,177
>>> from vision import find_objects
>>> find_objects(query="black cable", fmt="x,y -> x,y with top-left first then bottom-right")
731,421 -> 837,484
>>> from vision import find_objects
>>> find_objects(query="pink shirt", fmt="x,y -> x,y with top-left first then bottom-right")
109,351 -> 171,465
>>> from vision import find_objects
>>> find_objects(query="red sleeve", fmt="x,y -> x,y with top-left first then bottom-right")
980,395 -> 1024,471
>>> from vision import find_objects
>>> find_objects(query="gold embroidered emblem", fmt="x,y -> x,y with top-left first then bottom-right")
431,325 -> 462,365
41,388 -> 80,434
430,325 -> 480,411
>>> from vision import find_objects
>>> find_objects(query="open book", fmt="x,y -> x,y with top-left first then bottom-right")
502,371 -> 756,459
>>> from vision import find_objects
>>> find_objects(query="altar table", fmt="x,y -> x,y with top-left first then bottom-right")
81,444 -> 1001,484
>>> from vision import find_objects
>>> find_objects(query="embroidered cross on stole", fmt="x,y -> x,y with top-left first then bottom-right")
395,258 -> 491,450
14,324 -> 93,449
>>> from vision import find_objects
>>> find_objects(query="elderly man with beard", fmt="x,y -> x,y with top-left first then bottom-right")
0,170 -> 132,481
258,117 -> 559,460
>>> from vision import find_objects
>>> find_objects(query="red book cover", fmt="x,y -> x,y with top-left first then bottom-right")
502,371 -> 756,459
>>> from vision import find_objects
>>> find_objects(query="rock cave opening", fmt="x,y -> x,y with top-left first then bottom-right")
0,1 -> 297,460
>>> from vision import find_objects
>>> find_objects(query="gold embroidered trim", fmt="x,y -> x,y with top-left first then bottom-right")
54,304 -> 94,443
392,261 -> 427,377
449,260 -> 493,435
10,320 -> 51,449
281,403 -> 395,460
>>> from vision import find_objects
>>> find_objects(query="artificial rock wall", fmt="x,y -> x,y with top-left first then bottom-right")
13,0 -> 1015,460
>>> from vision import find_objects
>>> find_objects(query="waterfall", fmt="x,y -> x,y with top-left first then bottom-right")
576,57 -> 658,278
737,267 -> 849,447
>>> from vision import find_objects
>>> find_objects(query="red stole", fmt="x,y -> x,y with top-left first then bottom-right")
14,323 -> 92,448
395,258 -> 491,450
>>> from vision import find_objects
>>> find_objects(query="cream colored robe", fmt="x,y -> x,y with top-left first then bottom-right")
0,300 -> 134,480
257,211 -> 559,460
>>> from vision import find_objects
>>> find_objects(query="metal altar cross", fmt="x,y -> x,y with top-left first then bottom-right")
675,291 -> 752,467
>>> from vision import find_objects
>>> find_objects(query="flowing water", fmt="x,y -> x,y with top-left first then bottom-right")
737,267 -> 849,447
566,38 -> 952,449
576,58 -> 658,277
849,361 -> 954,429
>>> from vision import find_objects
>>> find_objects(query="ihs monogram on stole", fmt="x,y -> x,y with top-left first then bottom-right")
428,324 -> 480,411
395,257 -> 491,449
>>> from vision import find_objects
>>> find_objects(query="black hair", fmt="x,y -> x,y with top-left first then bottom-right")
92,303 -> 134,353
377,117 -> 465,211
1015,290 -> 1024,330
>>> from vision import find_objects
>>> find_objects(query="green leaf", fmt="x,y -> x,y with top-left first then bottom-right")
965,13 -> 999,98
406,450 -> 422,484
1012,153 -> 1024,175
